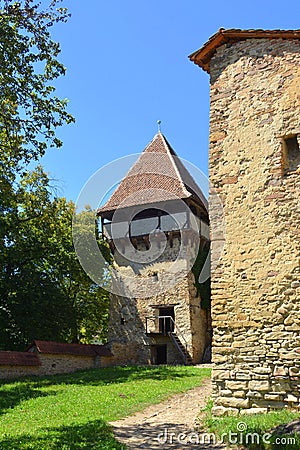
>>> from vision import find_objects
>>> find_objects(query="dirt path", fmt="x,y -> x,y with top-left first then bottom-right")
110,378 -> 227,449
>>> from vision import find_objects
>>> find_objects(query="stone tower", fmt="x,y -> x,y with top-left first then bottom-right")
98,132 -> 211,365
190,29 -> 300,414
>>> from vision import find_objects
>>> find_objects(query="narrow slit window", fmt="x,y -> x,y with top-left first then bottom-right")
282,135 -> 300,174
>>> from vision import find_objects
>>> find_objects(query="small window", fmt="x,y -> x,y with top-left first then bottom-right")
282,135 -> 300,174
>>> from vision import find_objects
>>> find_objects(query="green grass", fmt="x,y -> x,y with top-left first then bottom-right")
0,365 -> 211,449
203,399 -> 300,450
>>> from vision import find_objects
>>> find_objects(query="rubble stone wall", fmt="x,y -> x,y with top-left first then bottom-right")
0,365 -> 41,379
209,38 -> 300,415
107,236 -> 209,365
0,354 -> 113,379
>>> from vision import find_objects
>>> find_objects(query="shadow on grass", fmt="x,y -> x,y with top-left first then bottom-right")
0,419 -> 125,450
0,384 -> 57,416
1,365 -> 211,390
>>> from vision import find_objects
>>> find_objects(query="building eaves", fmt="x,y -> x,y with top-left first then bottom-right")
28,340 -> 113,357
0,351 -> 41,366
189,28 -> 300,73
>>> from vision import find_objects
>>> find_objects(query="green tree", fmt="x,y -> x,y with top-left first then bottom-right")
0,0 -> 72,349
0,0 -> 74,266
0,0 -> 74,169
0,1 -> 111,350
0,167 -> 111,350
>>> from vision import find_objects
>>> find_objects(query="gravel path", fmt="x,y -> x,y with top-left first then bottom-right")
110,378 -> 228,449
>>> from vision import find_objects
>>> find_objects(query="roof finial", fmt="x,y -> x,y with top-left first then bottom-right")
157,120 -> 161,133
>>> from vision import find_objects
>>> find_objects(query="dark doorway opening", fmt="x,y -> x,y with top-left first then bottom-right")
158,307 -> 175,334
152,344 -> 167,365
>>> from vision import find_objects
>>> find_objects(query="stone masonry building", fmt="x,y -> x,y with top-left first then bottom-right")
98,132 -> 211,366
190,29 -> 300,414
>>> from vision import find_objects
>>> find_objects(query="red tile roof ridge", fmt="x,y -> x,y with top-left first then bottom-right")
0,350 -> 41,366
143,131 -> 169,154
28,340 -> 112,357
160,132 -> 191,199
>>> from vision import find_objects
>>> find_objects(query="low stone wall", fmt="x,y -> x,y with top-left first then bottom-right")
100,355 -> 115,367
38,354 -> 95,376
0,365 -> 41,380
0,353 -> 113,379
108,342 -> 149,366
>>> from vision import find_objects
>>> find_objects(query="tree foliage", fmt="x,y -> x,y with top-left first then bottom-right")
0,167 -> 111,350
0,1 -> 111,350
0,0 -> 74,169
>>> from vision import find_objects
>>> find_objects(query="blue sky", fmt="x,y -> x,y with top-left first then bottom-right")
41,0 -> 300,202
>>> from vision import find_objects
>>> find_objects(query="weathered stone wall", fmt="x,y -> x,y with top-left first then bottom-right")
107,235 -> 210,365
0,354 -> 113,379
0,365 -> 41,379
37,354 -> 95,375
209,38 -> 300,414
149,335 -> 185,365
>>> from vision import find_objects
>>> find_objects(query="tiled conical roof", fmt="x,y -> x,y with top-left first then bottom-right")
98,132 -> 207,215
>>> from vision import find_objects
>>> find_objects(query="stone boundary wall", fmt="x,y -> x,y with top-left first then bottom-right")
209,38 -> 300,415
0,364 -> 41,380
0,353 -> 113,380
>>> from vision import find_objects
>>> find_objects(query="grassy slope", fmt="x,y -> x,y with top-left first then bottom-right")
0,365 -> 210,449
204,400 -> 300,450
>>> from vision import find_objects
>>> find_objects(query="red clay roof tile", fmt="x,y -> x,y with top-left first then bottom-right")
97,132 -> 208,216
0,351 -> 40,366
28,340 -> 112,357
